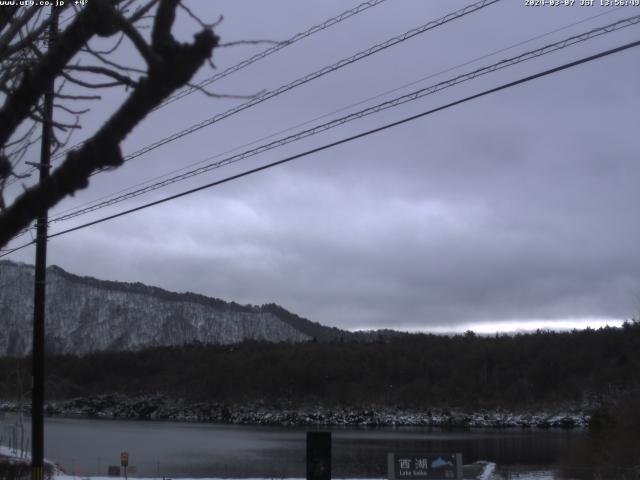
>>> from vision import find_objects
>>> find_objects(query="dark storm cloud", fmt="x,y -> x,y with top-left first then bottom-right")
7,0 -> 640,331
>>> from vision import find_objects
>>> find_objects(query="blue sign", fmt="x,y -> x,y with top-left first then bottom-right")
388,453 -> 462,480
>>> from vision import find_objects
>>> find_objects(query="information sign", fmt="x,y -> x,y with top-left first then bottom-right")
387,453 -> 462,480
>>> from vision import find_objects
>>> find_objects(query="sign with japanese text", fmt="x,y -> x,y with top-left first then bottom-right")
387,453 -> 462,480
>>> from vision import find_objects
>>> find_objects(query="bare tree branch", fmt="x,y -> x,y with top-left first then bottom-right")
112,10 -> 161,66
0,0 -> 219,247
0,8 -> 18,32
53,103 -> 91,115
81,31 -> 125,56
29,110 -> 80,131
60,70 -> 132,89
55,93 -> 102,101
4,121 -> 38,149
81,43 -> 147,74
0,0 -> 124,148
126,0 -> 160,24
185,81 -> 265,100
178,3 -> 221,30
152,0 -> 179,53
67,64 -> 138,87
0,8 -> 39,58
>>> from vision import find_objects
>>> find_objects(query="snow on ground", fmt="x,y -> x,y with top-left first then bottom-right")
54,477 -> 383,480
52,463 -> 505,480
54,472 -> 558,480
492,473 -> 555,479
0,456 -> 552,479
477,462 -> 495,480
0,444 -> 63,475
0,444 -> 30,461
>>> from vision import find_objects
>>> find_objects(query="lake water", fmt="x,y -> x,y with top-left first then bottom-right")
2,415 -> 584,478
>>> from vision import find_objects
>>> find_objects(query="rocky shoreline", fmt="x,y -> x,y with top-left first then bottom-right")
0,394 -> 591,429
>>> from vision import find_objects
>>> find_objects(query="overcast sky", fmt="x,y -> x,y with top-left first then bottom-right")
4,0 -> 640,332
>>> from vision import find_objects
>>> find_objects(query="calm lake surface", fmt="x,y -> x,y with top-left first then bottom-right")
4,415 -> 584,477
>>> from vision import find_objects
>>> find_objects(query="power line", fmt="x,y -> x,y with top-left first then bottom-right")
3,36 -> 637,258
31,0 -> 389,173
47,14 -> 640,224
44,40 -> 640,237
48,5 -> 626,221
88,0 -> 501,172
159,0 -> 389,109
0,240 -> 34,257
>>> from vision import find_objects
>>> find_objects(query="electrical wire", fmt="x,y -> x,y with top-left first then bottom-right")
33,0 -> 390,172
49,0 -> 498,177
3,36 -> 638,258
47,5 -> 626,221
47,13 -> 640,225
159,0 -> 389,109
2,0 -> 499,243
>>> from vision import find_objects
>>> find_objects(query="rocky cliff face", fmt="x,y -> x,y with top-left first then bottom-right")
0,261 -> 312,356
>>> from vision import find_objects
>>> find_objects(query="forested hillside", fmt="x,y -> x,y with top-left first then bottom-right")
0,261 -> 345,355
2,322 -> 638,409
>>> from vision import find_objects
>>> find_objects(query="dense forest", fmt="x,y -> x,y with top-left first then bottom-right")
1,322 -> 639,409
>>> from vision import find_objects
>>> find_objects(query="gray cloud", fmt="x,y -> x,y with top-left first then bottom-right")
6,0 -> 640,331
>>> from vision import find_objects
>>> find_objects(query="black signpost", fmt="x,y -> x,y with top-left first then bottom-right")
306,432 -> 331,480
120,452 -> 129,480
387,453 -> 463,480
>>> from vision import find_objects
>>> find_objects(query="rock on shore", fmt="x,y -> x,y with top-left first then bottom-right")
0,394 -> 589,428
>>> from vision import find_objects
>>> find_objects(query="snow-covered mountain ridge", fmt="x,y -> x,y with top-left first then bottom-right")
0,261 -> 339,356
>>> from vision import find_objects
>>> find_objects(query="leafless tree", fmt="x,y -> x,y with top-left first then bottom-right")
0,0 -> 219,248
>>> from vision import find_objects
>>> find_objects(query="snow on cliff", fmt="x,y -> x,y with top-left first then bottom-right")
0,261 -> 310,356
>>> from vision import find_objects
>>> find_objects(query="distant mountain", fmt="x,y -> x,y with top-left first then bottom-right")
0,260 -> 351,356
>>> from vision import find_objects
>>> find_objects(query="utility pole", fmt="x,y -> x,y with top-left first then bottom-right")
31,6 -> 57,480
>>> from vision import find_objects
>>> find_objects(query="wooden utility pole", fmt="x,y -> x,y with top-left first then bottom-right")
31,6 -> 57,480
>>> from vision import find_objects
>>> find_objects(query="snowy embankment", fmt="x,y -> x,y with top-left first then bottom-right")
0,445 -> 62,474
0,445 -> 28,461
52,463 -> 498,480
0,445 -> 34,465
55,477 -> 384,480
1,453 -> 538,479
0,395 -> 589,428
